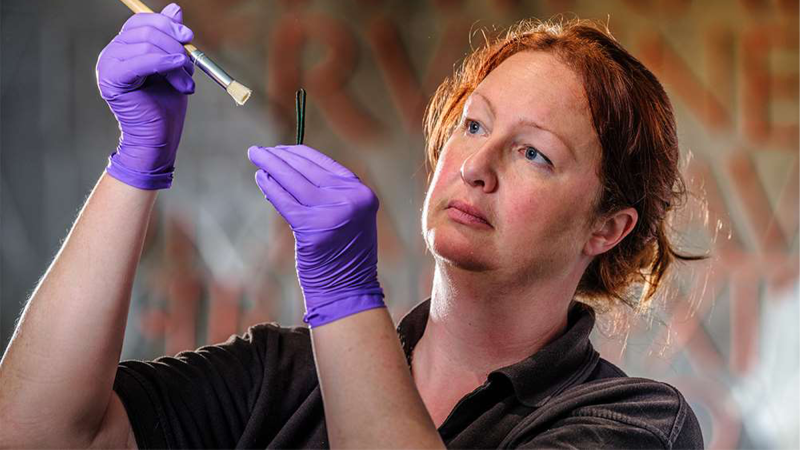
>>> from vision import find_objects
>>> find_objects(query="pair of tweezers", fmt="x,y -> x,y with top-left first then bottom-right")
295,88 -> 306,145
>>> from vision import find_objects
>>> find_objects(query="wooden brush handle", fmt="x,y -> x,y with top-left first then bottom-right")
118,0 -> 198,53
118,0 -> 153,14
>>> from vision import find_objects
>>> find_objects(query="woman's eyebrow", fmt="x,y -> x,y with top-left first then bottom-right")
516,118 -> 577,163
472,91 -> 577,163
470,92 -> 496,117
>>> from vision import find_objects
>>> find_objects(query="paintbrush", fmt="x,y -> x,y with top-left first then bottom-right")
118,0 -> 252,106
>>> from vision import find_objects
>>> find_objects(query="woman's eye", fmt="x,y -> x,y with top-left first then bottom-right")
466,119 -> 482,135
524,147 -> 553,167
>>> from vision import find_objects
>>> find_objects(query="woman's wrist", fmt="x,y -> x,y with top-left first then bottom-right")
310,307 -> 445,448
303,290 -> 386,328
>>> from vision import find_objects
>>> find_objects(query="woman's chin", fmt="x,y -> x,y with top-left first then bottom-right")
425,227 -> 495,272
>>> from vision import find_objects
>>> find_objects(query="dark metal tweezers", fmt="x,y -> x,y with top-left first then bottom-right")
295,88 -> 306,145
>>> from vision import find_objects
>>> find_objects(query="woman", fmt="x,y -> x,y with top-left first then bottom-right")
0,4 -> 704,449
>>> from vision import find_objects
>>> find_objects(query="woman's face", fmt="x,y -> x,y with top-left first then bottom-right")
421,50 -> 603,285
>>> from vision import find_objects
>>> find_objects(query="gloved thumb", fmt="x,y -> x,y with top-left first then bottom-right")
161,2 -> 184,24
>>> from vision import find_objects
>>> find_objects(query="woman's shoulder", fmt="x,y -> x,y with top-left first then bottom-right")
240,321 -> 312,344
208,321 -> 316,367
119,322 -> 316,382
114,322 -> 321,448
163,321 -> 314,360
545,366 -> 704,449
502,362 -> 704,448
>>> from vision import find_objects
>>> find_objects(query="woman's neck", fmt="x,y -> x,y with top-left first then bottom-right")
413,263 -> 574,386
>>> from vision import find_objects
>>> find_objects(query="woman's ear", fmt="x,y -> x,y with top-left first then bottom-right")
583,207 -> 638,256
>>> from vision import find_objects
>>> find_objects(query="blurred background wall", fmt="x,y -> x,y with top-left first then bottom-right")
1,0 -> 797,448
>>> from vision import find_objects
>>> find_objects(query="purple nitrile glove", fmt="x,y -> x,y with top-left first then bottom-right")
248,145 -> 386,327
96,3 -> 195,190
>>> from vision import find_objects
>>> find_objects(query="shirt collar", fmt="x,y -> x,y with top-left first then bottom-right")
396,298 -> 600,408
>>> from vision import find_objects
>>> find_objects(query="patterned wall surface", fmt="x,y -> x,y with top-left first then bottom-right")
1,0 -> 797,448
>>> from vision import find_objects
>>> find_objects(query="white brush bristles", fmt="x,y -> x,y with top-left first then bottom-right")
226,81 -> 252,106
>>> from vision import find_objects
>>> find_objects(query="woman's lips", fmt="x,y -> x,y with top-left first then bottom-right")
446,204 -> 493,229
447,200 -> 492,226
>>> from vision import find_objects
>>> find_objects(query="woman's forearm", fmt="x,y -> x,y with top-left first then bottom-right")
246,144 -> 439,446
310,307 -> 445,449
0,173 -> 156,447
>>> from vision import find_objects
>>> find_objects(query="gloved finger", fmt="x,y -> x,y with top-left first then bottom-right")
165,68 -> 195,94
105,42 -> 175,62
170,50 -> 196,93
121,12 -> 193,44
113,26 -> 187,57
275,145 -> 358,180
160,2 -> 184,24
104,53 -> 188,88
248,146 -> 320,207
269,146 -> 346,187
183,57 -> 195,76
255,170 -> 304,219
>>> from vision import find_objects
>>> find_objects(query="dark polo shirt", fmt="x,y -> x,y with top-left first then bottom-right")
114,299 -> 704,449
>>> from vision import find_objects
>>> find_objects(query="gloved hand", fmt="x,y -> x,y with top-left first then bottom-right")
96,3 -> 195,190
248,145 -> 386,327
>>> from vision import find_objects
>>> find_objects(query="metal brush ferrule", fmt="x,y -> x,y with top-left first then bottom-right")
189,49 -> 233,89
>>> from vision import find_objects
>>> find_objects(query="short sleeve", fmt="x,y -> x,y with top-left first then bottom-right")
112,322 -> 317,449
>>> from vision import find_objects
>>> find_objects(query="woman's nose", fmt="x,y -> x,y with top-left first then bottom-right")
459,140 -> 499,192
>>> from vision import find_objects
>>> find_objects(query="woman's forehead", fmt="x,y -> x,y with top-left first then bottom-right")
475,51 -> 587,114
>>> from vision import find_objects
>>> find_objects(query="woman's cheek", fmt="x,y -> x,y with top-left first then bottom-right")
436,151 -> 464,186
